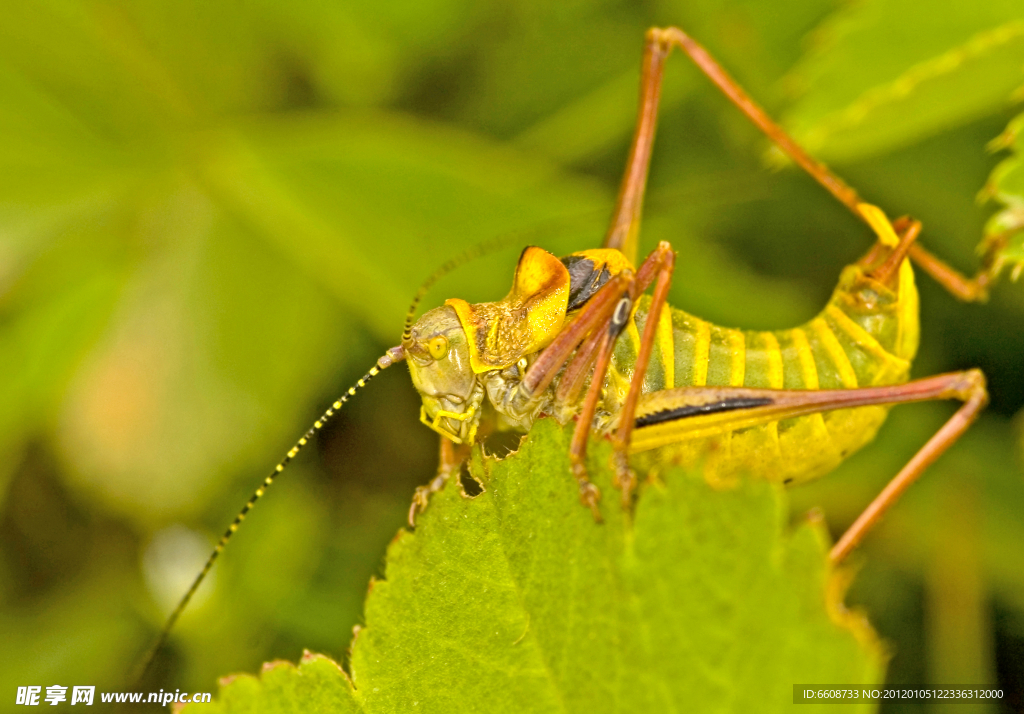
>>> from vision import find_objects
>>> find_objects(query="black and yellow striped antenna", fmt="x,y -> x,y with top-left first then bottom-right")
139,226 -> 562,683
137,347 -> 404,681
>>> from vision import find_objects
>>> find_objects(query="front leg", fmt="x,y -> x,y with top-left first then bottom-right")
611,242 -> 675,510
569,288 -> 637,520
409,436 -> 470,526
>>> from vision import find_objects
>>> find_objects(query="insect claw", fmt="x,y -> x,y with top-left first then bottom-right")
408,472 -> 449,527
582,491 -> 603,523
408,495 -> 424,527
408,489 -> 426,527
575,476 -> 603,522
613,454 -> 638,512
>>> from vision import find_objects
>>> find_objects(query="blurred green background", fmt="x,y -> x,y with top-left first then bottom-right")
2,0 -> 1023,711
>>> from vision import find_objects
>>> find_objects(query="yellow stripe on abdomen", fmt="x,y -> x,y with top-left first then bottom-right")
657,308 -> 675,389
692,319 -> 710,386
787,328 -> 819,390
728,330 -> 745,386
810,317 -> 859,388
761,332 -> 784,389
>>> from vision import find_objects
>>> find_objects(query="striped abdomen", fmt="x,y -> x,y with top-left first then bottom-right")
605,259 -> 920,485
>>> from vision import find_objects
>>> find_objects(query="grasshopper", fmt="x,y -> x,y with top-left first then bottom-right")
142,26 -> 1004,676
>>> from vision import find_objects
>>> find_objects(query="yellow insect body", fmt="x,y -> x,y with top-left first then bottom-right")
418,207 -> 919,490
140,28 -> 997,679
624,257 -> 919,487
141,29 -> 997,676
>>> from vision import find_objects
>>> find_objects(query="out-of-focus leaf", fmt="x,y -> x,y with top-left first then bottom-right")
783,0 -> 1024,162
0,537 -> 146,697
981,111 -> 1024,282
641,183 -> 820,329
208,112 -> 609,338
0,0 -> 612,526
184,419 -> 884,713
514,0 -> 837,165
161,475 -> 333,686
458,9 -> 650,141
1016,409 -> 1024,467
41,112 -> 609,523
52,187 -> 353,522
0,580 -> 145,695
656,0 -> 839,94
0,223 -> 127,509
0,0 -> 483,126
515,68 -> 693,167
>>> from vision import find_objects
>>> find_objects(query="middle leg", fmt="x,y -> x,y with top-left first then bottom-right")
610,241 -> 676,510
409,436 -> 471,526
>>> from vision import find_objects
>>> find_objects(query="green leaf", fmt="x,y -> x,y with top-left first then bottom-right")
513,0 -> 838,165
186,419 -> 884,713
0,1 -> 608,523
38,112 -> 607,522
981,111 -> 1024,282
782,0 -> 1024,162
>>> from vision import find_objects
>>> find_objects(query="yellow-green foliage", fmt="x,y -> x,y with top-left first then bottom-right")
2,0 -> 1024,708
184,420 -> 883,713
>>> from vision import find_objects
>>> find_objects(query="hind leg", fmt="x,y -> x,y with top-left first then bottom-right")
640,26 -> 1004,301
626,370 -> 988,563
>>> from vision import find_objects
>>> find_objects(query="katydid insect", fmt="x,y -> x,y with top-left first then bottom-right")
140,26 -> 1006,678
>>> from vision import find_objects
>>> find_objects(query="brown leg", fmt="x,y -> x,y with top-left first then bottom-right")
554,319 -> 606,408
604,26 -> 862,264
654,27 -> 862,215
569,290 -> 637,519
508,257 -> 666,518
829,372 -> 988,563
516,270 -> 634,405
409,436 -> 470,526
907,243 -> 996,302
867,219 -> 922,286
603,31 -> 673,265
553,231 -> 681,420
568,332 -> 615,520
555,237 -> 689,410
611,242 -> 675,509
628,369 -> 987,562
856,214 -> 918,275
548,240 -> 680,511
650,26 -> 1003,302
894,217 -> 1010,302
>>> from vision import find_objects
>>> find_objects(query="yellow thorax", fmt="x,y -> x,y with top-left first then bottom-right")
446,247 -> 570,373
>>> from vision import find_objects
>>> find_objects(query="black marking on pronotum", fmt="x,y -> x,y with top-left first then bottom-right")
609,296 -> 632,337
634,397 -> 775,428
562,255 -> 613,311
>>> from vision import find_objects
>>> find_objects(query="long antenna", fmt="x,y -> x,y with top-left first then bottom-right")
136,347 -> 405,682
139,219 -> 583,682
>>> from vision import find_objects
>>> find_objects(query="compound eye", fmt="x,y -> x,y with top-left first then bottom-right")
427,335 -> 449,360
